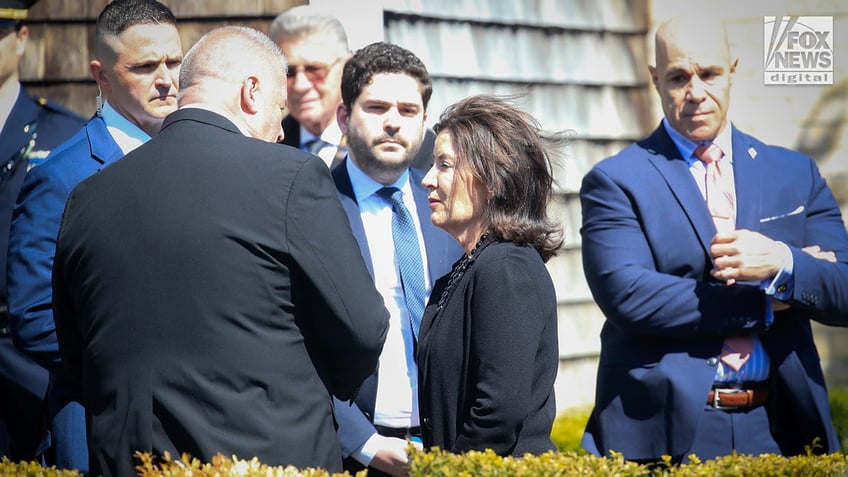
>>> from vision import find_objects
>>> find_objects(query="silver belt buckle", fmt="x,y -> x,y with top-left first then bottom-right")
712,387 -> 744,410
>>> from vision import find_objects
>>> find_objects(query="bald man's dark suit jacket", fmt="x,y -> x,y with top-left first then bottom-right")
580,123 -> 848,461
52,108 -> 388,477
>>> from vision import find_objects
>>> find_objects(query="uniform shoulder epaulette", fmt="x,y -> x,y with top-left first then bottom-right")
35,96 -> 85,120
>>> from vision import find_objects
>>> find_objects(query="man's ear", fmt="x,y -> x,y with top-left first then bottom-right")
90,59 -> 110,95
14,25 -> 28,58
241,75 -> 260,114
336,102 -> 349,135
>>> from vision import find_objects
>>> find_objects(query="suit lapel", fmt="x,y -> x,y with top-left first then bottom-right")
87,117 -> 124,168
730,127 -> 764,231
643,126 -> 716,254
331,160 -> 375,278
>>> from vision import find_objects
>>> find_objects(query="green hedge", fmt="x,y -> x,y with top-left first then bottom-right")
4,387 -> 848,476
4,446 -> 848,477
551,387 -> 848,454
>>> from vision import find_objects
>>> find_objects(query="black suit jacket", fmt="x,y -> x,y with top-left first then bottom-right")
52,108 -> 389,477
417,238 -> 558,456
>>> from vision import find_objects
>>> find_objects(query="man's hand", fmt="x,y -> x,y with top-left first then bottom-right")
803,245 -> 837,263
368,436 -> 422,477
770,246 -> 839,311
710,229 -> 790,285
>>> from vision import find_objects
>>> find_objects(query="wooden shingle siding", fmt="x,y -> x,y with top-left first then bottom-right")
20,0 -> 305,117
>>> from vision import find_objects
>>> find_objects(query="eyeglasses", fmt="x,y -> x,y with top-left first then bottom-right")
286,58 -> 343,84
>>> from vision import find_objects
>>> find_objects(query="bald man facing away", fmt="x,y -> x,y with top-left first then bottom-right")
52,26 -> 388,477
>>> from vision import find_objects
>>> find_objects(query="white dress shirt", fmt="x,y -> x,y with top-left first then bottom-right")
100,101 -> 151,154
300,121 -> 344,168
346,158 -> 430,463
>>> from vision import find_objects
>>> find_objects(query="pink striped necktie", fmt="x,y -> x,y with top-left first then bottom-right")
695,143 -> 735,235
695,143 -> 752,372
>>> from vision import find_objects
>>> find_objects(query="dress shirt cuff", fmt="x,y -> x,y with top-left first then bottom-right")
351,432 -> 382,467
762,241 -> 794,298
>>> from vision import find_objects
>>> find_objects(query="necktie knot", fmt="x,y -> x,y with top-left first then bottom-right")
304,138 -> 329,156
377,186 -> 404,207
694,143 -> 723,164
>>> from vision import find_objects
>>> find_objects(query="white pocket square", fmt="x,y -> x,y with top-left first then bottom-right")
760,205 -> 805,223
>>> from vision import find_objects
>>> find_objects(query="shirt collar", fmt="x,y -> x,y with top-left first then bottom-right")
662,117 -> 734,166
300,120 -> 344,149
347,157 -> 411,204
101,101 -> 151,153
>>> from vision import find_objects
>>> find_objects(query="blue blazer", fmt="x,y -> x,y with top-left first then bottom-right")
331,160 -> 462,458
579,123 -> 848,460
0,87 -> 83,463
7,116 -> 121,472
9,116 -> 123,373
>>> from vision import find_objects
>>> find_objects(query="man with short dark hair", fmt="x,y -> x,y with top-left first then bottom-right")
333,41 -> 461,477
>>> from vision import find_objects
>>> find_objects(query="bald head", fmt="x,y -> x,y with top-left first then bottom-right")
179,26 -> 288,143
655,16 -> 732,70
650,16 -> 738,143
179,26 -> 286,102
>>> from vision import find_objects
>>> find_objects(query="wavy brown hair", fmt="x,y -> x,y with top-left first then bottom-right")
433,94 -> 566,262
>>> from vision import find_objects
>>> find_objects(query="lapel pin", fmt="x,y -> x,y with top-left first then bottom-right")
748,147 -> 757,159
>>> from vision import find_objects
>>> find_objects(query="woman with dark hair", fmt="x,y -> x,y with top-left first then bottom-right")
417,94 -> 566,456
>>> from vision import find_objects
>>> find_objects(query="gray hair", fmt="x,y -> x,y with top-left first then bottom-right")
269,5 -> 349,54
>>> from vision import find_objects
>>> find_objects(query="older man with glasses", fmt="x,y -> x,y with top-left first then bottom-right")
270,5 -> 351,168
270,6 -> 434,172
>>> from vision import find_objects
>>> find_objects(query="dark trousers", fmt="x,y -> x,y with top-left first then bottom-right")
0,337 -> 49,462
685,403 -> 781,463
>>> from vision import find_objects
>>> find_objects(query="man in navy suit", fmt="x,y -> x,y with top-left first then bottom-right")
0,0 -> 84,463
6,0 -> 182,472
332,41 -> 462,477
580,15 -> 848,463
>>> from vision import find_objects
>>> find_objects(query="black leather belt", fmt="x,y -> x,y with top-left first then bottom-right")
374,425 -> 421,439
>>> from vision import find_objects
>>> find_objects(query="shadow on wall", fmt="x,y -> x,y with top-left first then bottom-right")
796,79 -> 848,204
795,78 -> 848,388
